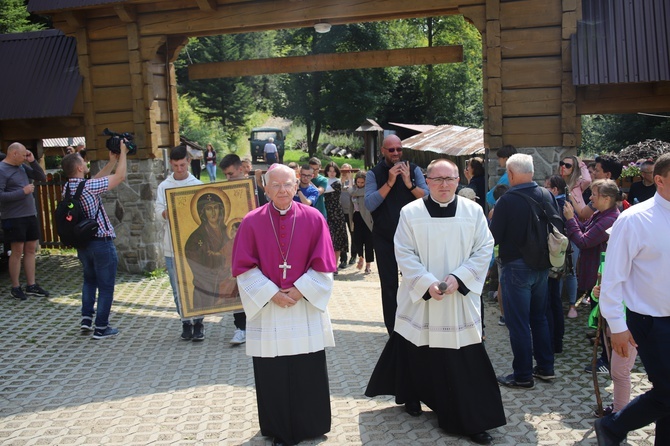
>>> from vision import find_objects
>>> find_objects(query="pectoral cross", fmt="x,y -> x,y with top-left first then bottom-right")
279,260 -> 292,279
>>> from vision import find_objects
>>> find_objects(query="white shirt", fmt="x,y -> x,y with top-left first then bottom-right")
394,197 -> 494,349
155,173 -> 203,257
601,193 -> 670,333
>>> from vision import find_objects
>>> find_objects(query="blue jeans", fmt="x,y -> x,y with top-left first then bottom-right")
562,242 -> 579,305
165,257 -> 203,324
501,259 -> 554,381
206,163 -> 216,182
602,311 -> 670,444
78,239 -> 118,329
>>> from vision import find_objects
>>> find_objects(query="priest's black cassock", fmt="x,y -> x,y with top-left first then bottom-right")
366,195 -> 506,437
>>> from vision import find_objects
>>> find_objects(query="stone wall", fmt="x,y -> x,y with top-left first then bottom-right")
487,147 -> 577,191
93,158 -> 167,274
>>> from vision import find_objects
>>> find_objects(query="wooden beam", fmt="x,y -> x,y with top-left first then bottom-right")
195,0 -> 218,11
138,0 -> 463,37
63,11 -> 85,28
114,5 -> 137,23
189,46 -> 463,79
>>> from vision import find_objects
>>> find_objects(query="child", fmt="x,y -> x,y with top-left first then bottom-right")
348,171 -> 374,273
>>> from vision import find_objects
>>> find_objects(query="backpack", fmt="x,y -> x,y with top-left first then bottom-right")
509,190 -> 568,271
55,180 -> 100,249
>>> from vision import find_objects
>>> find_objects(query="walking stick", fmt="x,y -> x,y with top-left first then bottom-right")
592,312 -> 604,418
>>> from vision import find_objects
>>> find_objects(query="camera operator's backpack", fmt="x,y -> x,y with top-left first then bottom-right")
55,180 -> 100,249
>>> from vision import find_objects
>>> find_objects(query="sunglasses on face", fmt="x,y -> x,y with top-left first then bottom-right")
386,147 -> 402,153
559,161 -> 573,169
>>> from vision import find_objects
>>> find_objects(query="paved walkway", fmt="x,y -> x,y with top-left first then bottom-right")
0,254 -> 655,445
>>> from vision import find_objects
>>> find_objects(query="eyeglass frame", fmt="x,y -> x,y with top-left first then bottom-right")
426,176 -> 459,185
559,161 -> 574,169
384,147 -> 403,153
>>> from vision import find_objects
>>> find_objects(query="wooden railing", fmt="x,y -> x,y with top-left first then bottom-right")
35,173 -> 67,248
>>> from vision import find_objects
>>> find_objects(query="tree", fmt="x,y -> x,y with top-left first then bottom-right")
580,114 -> 670,156
0,0 -> 46,34
273,23 -> 393,156
175,32 -> 278,129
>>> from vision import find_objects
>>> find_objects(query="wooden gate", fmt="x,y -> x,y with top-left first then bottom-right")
35,174 -> 66,248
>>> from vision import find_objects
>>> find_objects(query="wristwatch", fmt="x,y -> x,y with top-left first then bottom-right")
409,184 -> 416,191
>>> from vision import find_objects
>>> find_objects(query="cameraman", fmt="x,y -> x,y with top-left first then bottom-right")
61,141 -> 129,339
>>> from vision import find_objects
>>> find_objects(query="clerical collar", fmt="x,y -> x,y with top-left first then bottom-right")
430,194 -> 456,207
272,202 -> 293,216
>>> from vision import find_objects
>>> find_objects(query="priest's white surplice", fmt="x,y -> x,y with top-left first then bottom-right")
394,197 -> 494,349
236,267 -> 335,357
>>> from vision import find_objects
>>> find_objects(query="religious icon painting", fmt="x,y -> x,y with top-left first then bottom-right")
166,178 -> 257,317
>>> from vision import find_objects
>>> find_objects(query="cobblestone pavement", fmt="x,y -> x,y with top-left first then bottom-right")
0,254 -> 656,445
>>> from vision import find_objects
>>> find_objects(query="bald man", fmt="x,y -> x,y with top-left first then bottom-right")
0,143 -> 48,300
364,135 -> 428,334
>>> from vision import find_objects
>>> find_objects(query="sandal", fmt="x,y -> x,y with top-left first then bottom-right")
365,264 -> 371,274
357,257 -> 364,270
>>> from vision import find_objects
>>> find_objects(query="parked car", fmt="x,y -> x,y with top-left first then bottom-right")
249,128 -> 285,163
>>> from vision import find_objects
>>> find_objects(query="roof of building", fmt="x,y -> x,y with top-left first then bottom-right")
402,125 -> 484,157
42,137 -> 86,147
355,118 -> 383,132
0,29 -> 82,120
28,0 -> 126,13
388,122 -> 436,134
571,0 -> 670,86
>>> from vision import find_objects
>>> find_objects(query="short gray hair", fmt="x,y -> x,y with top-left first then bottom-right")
264,163 -> 295,184
506,153 -> 534,175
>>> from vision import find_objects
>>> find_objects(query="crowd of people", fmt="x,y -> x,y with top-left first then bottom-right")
2,137 -> 668,446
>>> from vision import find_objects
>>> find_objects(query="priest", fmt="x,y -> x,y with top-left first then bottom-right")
232,164 -> 336,446
365,159 -> 506,445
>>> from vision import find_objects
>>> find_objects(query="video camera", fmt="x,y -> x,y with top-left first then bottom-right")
103,128 -> 137,156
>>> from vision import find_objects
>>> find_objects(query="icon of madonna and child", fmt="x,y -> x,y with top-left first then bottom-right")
166,181 -> 256,317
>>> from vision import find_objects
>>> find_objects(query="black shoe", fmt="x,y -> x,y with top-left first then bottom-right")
272,438 -> 286,446
192,322 -> 204,341
10,286 -> 27,300
348,257 -> 357,265
594,418 -> 623,446
532,366 -> 556,382
584,358 -> 610,374
181,322 -> 193,340
404,401 -> 423,417
470,431 -> 493,445
80,318 -> 94,332
497,374 -> 534,389
338,261 -> 347,269
25,283 -> 49,297
92,326 -> 119,339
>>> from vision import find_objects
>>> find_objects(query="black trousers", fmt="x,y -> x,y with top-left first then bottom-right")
190,159 -> 201,179
233,311 -> 246,330
352,212 -> 374,262
373,232 -> 398,335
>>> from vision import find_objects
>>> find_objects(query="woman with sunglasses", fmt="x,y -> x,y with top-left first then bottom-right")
559,155 -> 591,318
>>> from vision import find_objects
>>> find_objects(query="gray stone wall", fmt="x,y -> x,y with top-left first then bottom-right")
92,158 -> 167,274
487,147 -> 577,190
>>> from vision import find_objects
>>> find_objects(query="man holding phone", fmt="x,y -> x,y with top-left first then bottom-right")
365,134 -> 428,335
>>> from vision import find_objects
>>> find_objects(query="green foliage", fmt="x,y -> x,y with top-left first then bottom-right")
143,268 -> 166,280
175,32 -> 278,129
282,149 -> 365,170
178,95 -> 230,153
273,23 -> 394,155
0,0 -> 46,34
580,114 -> 670,157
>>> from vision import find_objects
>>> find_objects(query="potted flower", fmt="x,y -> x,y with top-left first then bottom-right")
619,162 -> 642,191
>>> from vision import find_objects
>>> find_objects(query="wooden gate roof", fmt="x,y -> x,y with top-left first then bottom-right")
571,0 -> 670,86
0,30 -> 82,120
28,0 -> 124,13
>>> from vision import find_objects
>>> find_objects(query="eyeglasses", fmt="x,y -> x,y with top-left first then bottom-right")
268,182 -> 296,191
300,173 -> 313,178
385,147 -> 403,153
426,176 -> 459,184
640,170 -> 653,175
559,161 -> 574,169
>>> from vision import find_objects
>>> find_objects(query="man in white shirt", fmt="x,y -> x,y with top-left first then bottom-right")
156,145 -> 204,341
595,153 -> 670,445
